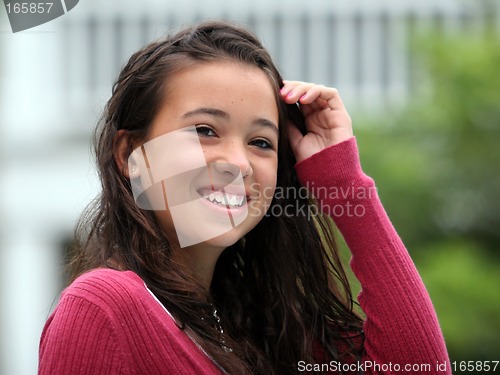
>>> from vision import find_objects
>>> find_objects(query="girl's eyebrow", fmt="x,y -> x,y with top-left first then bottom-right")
182,107 -> 279,136
182,107 -> 229,120
253,118 -> 279,137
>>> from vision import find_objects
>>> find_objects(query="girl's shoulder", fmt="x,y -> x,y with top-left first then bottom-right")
42,271 -> 217,374
67,267 -> 144,289
60,268 -> 148,314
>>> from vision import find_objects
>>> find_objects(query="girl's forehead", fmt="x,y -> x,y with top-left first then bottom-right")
164,60 -> 276,91
163,62 -> 278,109
146,61 -> 280,138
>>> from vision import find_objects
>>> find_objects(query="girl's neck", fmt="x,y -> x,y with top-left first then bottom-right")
171,243 -> 226,290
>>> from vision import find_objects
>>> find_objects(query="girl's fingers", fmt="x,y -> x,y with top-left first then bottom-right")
281,82 -> 314,103
282,81 -> 354,160
281,81 -> 345,112
299,99 -> 323,118
300,85 -> 342,109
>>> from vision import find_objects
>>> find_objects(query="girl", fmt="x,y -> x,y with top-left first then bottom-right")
39,21 -> 450,374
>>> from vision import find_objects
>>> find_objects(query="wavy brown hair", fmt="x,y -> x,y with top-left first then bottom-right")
69,21 -> 364,374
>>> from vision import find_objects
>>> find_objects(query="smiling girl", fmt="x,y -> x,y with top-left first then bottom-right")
39,22 -> 450,374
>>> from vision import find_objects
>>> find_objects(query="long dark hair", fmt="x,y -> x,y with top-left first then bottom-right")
69,21 -> 364,374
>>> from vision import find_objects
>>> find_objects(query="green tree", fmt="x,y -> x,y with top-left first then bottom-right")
355,28 -> 500,370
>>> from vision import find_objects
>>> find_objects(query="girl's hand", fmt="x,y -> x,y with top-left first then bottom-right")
280,81 -> 353,163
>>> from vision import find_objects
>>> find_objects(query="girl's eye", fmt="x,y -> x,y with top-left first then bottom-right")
195,125 -> 216,137
250,139 -> 274,150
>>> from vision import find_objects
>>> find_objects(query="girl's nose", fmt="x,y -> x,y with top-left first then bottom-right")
212,143 -> 253,178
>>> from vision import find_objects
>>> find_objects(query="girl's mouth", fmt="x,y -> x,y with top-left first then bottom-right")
204,190 -> 245,207
195,188 -> 250,220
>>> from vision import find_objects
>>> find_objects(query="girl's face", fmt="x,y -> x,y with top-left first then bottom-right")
142,61 -> 279,250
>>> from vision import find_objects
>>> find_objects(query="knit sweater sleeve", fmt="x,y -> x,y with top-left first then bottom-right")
295,137 -> 451,374
39,269 -> 224,375
39,281 -> 129,375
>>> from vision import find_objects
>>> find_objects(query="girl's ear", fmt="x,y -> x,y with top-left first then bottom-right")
114,129 -> 140,179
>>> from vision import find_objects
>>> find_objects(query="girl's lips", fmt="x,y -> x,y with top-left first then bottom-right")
206,191 -> 245,207
196,188 -> 249,219
197,185 -> 248,196
196,187 -> 249,203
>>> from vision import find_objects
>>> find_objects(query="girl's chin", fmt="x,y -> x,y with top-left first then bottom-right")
200,227 -> 246,249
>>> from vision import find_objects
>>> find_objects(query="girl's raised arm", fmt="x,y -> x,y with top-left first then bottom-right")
284,82 -> 451,374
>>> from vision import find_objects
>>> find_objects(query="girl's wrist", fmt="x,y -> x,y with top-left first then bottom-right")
294,136 -> 375,194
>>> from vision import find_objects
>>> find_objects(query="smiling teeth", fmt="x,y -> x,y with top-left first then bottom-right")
206,191 -> 245,207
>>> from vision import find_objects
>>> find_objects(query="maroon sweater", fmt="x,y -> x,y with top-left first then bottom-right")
39,137 -> 450,374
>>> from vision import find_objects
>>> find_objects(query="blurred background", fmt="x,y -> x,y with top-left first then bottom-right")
0,0 -> 499,374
